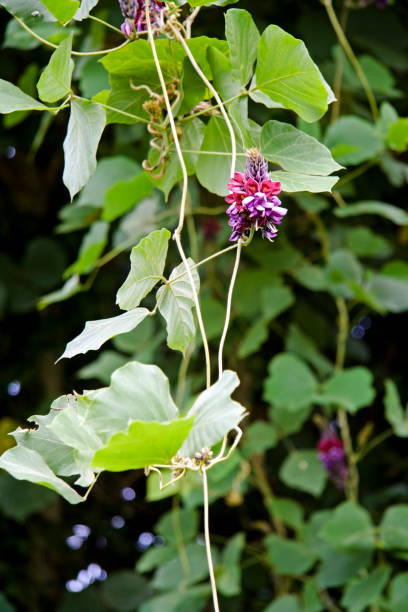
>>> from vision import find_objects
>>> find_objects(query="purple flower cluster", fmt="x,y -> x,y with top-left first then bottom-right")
358,0 -> 391,7
225,149 -> 287,242
119,0 -> 166,37
317,428 -> 348,489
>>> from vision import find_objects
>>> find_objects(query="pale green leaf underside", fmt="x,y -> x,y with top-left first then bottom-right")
179,370 -> 246,456
0,447 -> 84,504
41,0 -> 80,24
116,228 -> 171,310
58,307 -> 149,360
157,258 -> 199,354
63,99 -> 106,200
92,418 -> 194,471
270,171 -> 339,193
334,200 -> 408,225
0,79 -> 48,113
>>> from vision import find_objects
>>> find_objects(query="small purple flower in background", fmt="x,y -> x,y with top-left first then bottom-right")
201,217 -> 221,242
358,0 -> 391,7
119,0 -> 166,37
225,148 -> 287,242
317,426 -> 348,489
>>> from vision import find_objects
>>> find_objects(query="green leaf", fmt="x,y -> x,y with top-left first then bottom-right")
38,275 -> 82,310
347,227 -> 392,258
155,507 -> 198,544
380,505 -> 408,549
41,0 -> 80,23
267,497 -> 304,530
196,115 -> 245,196
85,361 -> 179,438
74,0 -> 98,20
324,116 -> 383,165
92,418 -> 194,471
279,450 -> 327,496
102,173 -> 153,222
334,200 -> 408,225
37,35 -> 74,103
255,25 -> 333,122
388,573 -> 408,611
263,353 -> 318,411
237,319 -> 268,358
261,285 -> 295,320
388,118 -> 408,152
152,542 -> 216,590
116,229 -> 171,310
341,566 -> 391,612
241,420 -> 278,457
218,533 -> 245,596
318,367 -> 375,414
320,501 -> 375,550
225,9 -> 259,86
0,593 -> 15,612
366,274 -> 408,313
384,380 -> 408,437
178,370 -> 246,456
63,99 -> 106,200
78,155 -> 140,206
58,308 -> 150,360
264,595 -> 301,612
261,121 -> 342,176
266,534 -> 316,576
0,0 -> 56,20
0,446 -> 84,504
0,472 -> 57,522
270,171 -> 338,193
325,249 -> 362,299
138,585 -> 210,612
101,571 -> 152,612
0,79 -> 48,113
157,259 -> 199,354
317,549 -> 373,588
137,545 -> 179,573
104,75 -> 150,125
285,324 -> 333,377
64,220 -> 108,277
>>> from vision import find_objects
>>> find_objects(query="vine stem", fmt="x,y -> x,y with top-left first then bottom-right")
13,15 -> 129,56
321,0 -> 378,121
145,3 -> 211,389
168,22 -> 237,178
330,1 -> 349,123
218,241 -> 242,378
335,297 -> 359,502
202,468 -> 220,612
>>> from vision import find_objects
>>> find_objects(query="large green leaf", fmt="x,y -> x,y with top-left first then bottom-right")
77,155 -> 140,206
334,200 -> 408,225
0,0 -> 56,20
341,566 -> 391,612
74,0 -> 98,20
324,116 -> 383,165
0,447 -> 84,504
255,25 -> 333,122
102,173 -> 153,222
85,361 -> 179,438
263,353 -> 318,411
62,99 -> 106,199
384,380 -> 408,437
320,502 -> 375,550
58,308 -> 150,360
270,171 -> 338,193
264,595 -> 301,612
64,220 -> 109,277
157,259 -> 199,354
178,370 -> 246,456
218,533 -> 245,596
261,121 -> 342,176
266,534 -> 316,576
196,115 -> 245,196
116,229 -> 171,310
225,9 -> 259,86
279,450 -> 327,496
0,79 -> 48,113
92,418 -> 194,471
37,35 -> 74,103
318,367 -> 375,414
41,0 -> 80,24
379,505 -> 408,549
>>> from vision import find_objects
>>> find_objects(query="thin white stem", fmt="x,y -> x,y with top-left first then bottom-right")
168,243 -> 238,284
218,241 -> 242,378
169,23 -> 237,178
202,469 -> 220,612
145,3 -> 211,389
14,15 -> 129,56
184,6 -> 201,38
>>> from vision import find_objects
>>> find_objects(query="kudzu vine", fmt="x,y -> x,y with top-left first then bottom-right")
4,0 -> 406,610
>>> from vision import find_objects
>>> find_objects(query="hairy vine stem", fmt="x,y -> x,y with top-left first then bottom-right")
145,2 -> 211,389
218,242 -> 242,378
202,468 -> 220,612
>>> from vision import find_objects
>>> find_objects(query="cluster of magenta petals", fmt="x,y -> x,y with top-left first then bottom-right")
119,0 -> 166,37
317,431 -> 348,489
225,172 -> 287,242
